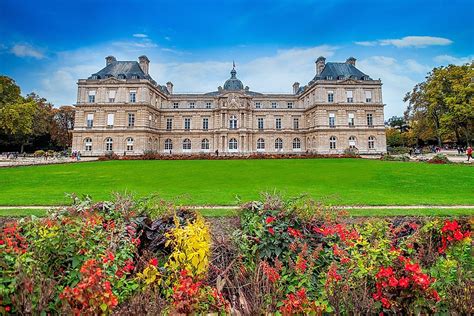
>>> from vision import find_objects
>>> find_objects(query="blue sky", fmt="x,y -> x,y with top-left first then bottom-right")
0,0 -> 472,118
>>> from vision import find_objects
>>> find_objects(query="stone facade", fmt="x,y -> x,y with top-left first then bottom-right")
72,56 -> 386,156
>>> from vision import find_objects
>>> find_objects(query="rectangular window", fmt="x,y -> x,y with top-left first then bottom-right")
346,90 -> 353,103
88,91 -> 96,103
367,113 -> 373,126
365,90 -> 372,102
275,118 -> 282,130
128,113 -> 135,127
329,113 -> 335,127
327,91 -> 334,103
205,102 -> 212,109
166,118 -> 172,131
86,113 -> 94,128
348,113 -> 355,126
184,118 -> 191,130
287,102 -> 293,109
107,113 -> 114,127
255,102 -> 261,109
189,102 -> 195,109
129,90 -> 136,103
293,118 -> 299,130
202,118 -> 209,130
108,90 -> 116,103
257,118 -> 264,130
271,102 -> 277,109
173,102 -> 179,109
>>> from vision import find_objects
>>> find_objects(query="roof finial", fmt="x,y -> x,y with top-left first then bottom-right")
233,60 -> 235,69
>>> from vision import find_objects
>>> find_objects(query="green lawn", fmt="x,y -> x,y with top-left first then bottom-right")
0,159 -> 472,206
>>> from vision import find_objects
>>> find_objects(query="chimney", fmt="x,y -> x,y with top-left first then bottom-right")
166,81 -> 174,94
138,55 -> 150,75
346,57 -> 356,66
316,56 -> 326,75
293,82 -> 300,94
105,56 -> 116,66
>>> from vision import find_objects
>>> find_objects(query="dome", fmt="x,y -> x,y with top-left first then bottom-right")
223,67 -> 244,90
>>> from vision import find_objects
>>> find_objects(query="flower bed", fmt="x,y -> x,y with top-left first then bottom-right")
1,195 -> 472,314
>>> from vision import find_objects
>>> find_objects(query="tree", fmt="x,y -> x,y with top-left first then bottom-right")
387,116 -> 408,132
0,100 -> 36,152
51,106 -> 75,149
404,62 -> 474,146
0,76 -> 22,108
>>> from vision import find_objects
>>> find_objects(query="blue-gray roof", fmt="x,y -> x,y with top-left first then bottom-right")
314,62 -> 371,81
223,68 -> 244,90
90,61 -> 156,83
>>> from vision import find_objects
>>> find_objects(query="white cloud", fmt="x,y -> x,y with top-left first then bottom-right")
356,36 -> 453,48
434,54 -> 473,65
132,33 -> 148,38
405,59 -> 431,74
11,44 -> 45,59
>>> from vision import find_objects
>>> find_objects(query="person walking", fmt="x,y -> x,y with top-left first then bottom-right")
467,146 -> 473,162
215,149 -> 219,157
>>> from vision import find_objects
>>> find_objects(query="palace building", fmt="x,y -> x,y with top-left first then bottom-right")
71,55 -> 386,156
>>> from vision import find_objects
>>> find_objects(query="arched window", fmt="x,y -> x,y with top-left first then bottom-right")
257,138 -> 265,150
329,136 -> 337,149
229,138 -> 238,151
84,138 -> 92,151
275,138 -> 283,151
201,138 -> 210,150
105,137 -> 113,151
368,136 -> 375,149
292,138 -> 301,150
183,138 -> 191,150
164,139 -> 173,150
229,115 -> 238,129
126,137 -> 134,151
349,136 -> 357,149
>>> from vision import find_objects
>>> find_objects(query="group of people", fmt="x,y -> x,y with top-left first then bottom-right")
408,145 -> 472,162
71,151 -> 81,161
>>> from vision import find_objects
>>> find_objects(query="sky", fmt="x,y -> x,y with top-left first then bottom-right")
0,0 -> 473,118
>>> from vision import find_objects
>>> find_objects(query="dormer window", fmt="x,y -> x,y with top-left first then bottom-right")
118,74 -> 126,79
326,76 -> 333,80
362,76 -> 369,80
91,75 -> 99,80
131,75 -> 139,79
338,75 -> 345,80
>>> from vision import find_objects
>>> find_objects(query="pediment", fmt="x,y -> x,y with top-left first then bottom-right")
101,77 -> 123,84
339,78 -> 360,85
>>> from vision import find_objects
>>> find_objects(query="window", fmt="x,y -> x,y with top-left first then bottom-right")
349,136 -> 357,149
257,138 -> 265,150
275,118 -> 282,130
271,102 -> 277,109
164,139 -> 173,150
329,136 -> 336,149
327,91 -> 334,103
346,90 -> 353,103
368,136 -> 375,149
128,113 -> 135,127
257,118 -> 264,130
329,113 -> 335,127
287,102 -> 293,109
88,91 -> 96,103
365,90 -> 372,103
292,138 -> 301,150
229,115 -> 237,129
173,102 -> 179,109
326,76 -> 333,80
293,118 -> 299,130
166,118 -> 173,131
131,75 -> 138,79
348,113 -> 355,126
129,90 -> 136,103
275,138 -> 283,151
108,90 -> 116,103
183,138 -> 191,150
205,102 -> 212,109
189,102 -> 195,109
105,137 -> 113,151
184,118 -> 191,130
229,138 -> 238,151
202,118 -> 209,130
367,113 -> 373,126
201,139 -> 210,150
255,102 -> 261,109
86,113 -> 94,128
126,137 -> 134,151
107,113 -> 114,127
84,138 -> 92,151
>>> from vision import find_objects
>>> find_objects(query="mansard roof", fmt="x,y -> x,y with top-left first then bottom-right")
314,62 -> 371,81
90,61 -> 155,82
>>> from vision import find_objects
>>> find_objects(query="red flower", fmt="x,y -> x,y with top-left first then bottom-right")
268,227 -> 275,235
453,230 -> 464,241
5,306 -> 11,312
398,277 -> 410,288
431,289 -> 441,301
404,263 -> 421,274
380,297 -> 391,309
265,216 -> 276,224
149,258 -> 158,267
287,227 -> 303,238
388,276 -> 398,287
102,251 -> 115,263
295,256 -> 307,273
376,267 -> 394,279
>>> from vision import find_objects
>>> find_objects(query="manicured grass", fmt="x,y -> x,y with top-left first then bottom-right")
0,159 -> 472,206
0,208 -> 49,217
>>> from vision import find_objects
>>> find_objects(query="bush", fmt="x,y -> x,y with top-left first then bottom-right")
343,147 -> 359,157
381,154 -> 411,161
428,154 -> 450,164
33,150 -> 45,157
387,146 -> 411,155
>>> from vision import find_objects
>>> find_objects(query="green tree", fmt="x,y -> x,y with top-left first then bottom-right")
0,76 -> 22,107
0,100 -> 36,152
